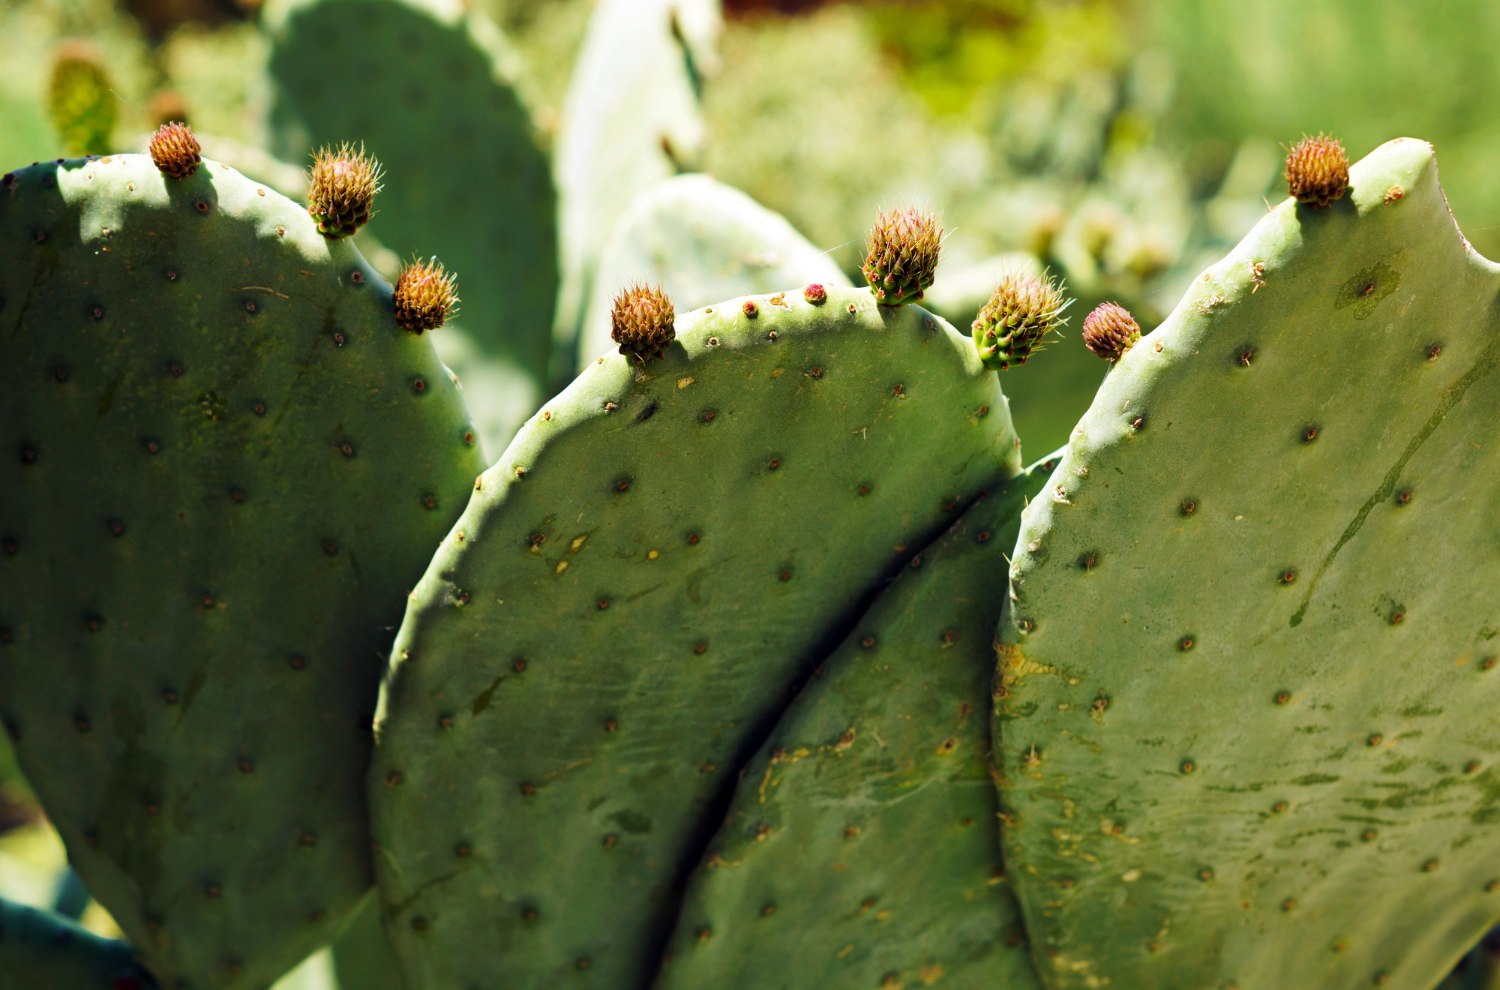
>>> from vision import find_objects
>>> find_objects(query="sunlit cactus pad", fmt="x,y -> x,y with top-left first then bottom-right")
996,138 -> 1500,990
370,283 -> 1019,990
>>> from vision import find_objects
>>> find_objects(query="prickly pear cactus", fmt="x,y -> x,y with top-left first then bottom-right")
369,283 -> 1019,990
996,138 -> 1500,990
552,0 -> 722,382
655,453 -> 1060,990
0,153 -> 483,989
0,897 -> 158,988
265,0 -> 557,381
329,898 -> 405,990
49,41 -> 118,158
577,173 -> 851,366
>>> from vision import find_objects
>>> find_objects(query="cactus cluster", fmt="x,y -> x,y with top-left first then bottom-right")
1,2 -> 1498,987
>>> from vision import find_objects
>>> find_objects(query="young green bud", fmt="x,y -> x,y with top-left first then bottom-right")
48,40 -> 117,158
971,271 -> 1068,371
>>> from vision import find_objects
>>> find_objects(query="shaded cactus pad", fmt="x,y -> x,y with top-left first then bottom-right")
265,0 -> 557,379
0,898 -> 158,988
0,153 -> 483,989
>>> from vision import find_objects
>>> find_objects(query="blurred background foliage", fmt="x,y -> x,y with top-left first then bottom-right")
4,0 -> 1500,982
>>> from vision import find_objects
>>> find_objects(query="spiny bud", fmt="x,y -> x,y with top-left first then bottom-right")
49,40 -> 117,158
307,143 -> 383,239
610,282 -> 676,364
149,122 -> 201,179
971,271 -> 1069,372
1285,134 -> 1350,208
1082,302 -> 1141,363
862,206 -> 941,307
394,257 -> 458,334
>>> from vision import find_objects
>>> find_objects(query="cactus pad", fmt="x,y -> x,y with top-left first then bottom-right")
48,41 -> 117,158
370,283 -> 1020,990
656,454 -> 1060,990
553,0 -> 721,380
0,154 -> 482,989
265,0 -> 557,380
0,898 -> 158,988
996,138 -> 1500,990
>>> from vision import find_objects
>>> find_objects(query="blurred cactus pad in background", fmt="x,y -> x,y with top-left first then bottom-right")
3,1 -> 1500,989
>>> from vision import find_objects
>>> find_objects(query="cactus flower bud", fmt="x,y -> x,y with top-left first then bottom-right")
149,122 -> 202,180
394,257 -> 458,334
971,271 -> 1069,371
1082,302 -> 1142,363
1285,134 -> 1350,208
610,282 -> 676,363
307,143 -> 383,239
862,206 -> 941,306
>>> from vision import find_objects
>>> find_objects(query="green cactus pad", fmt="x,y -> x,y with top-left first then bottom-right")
265,0 -> 557,381
655,453 -> 1059,990
370,283 -> 1020,990
553,0 -> 721,383
996,138 -> 1500,990
0,898 -> 158,988
0,154 -> 483,989
578,173 -> 850,367
49,42 -> 118,158
330,896 -> 406,990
